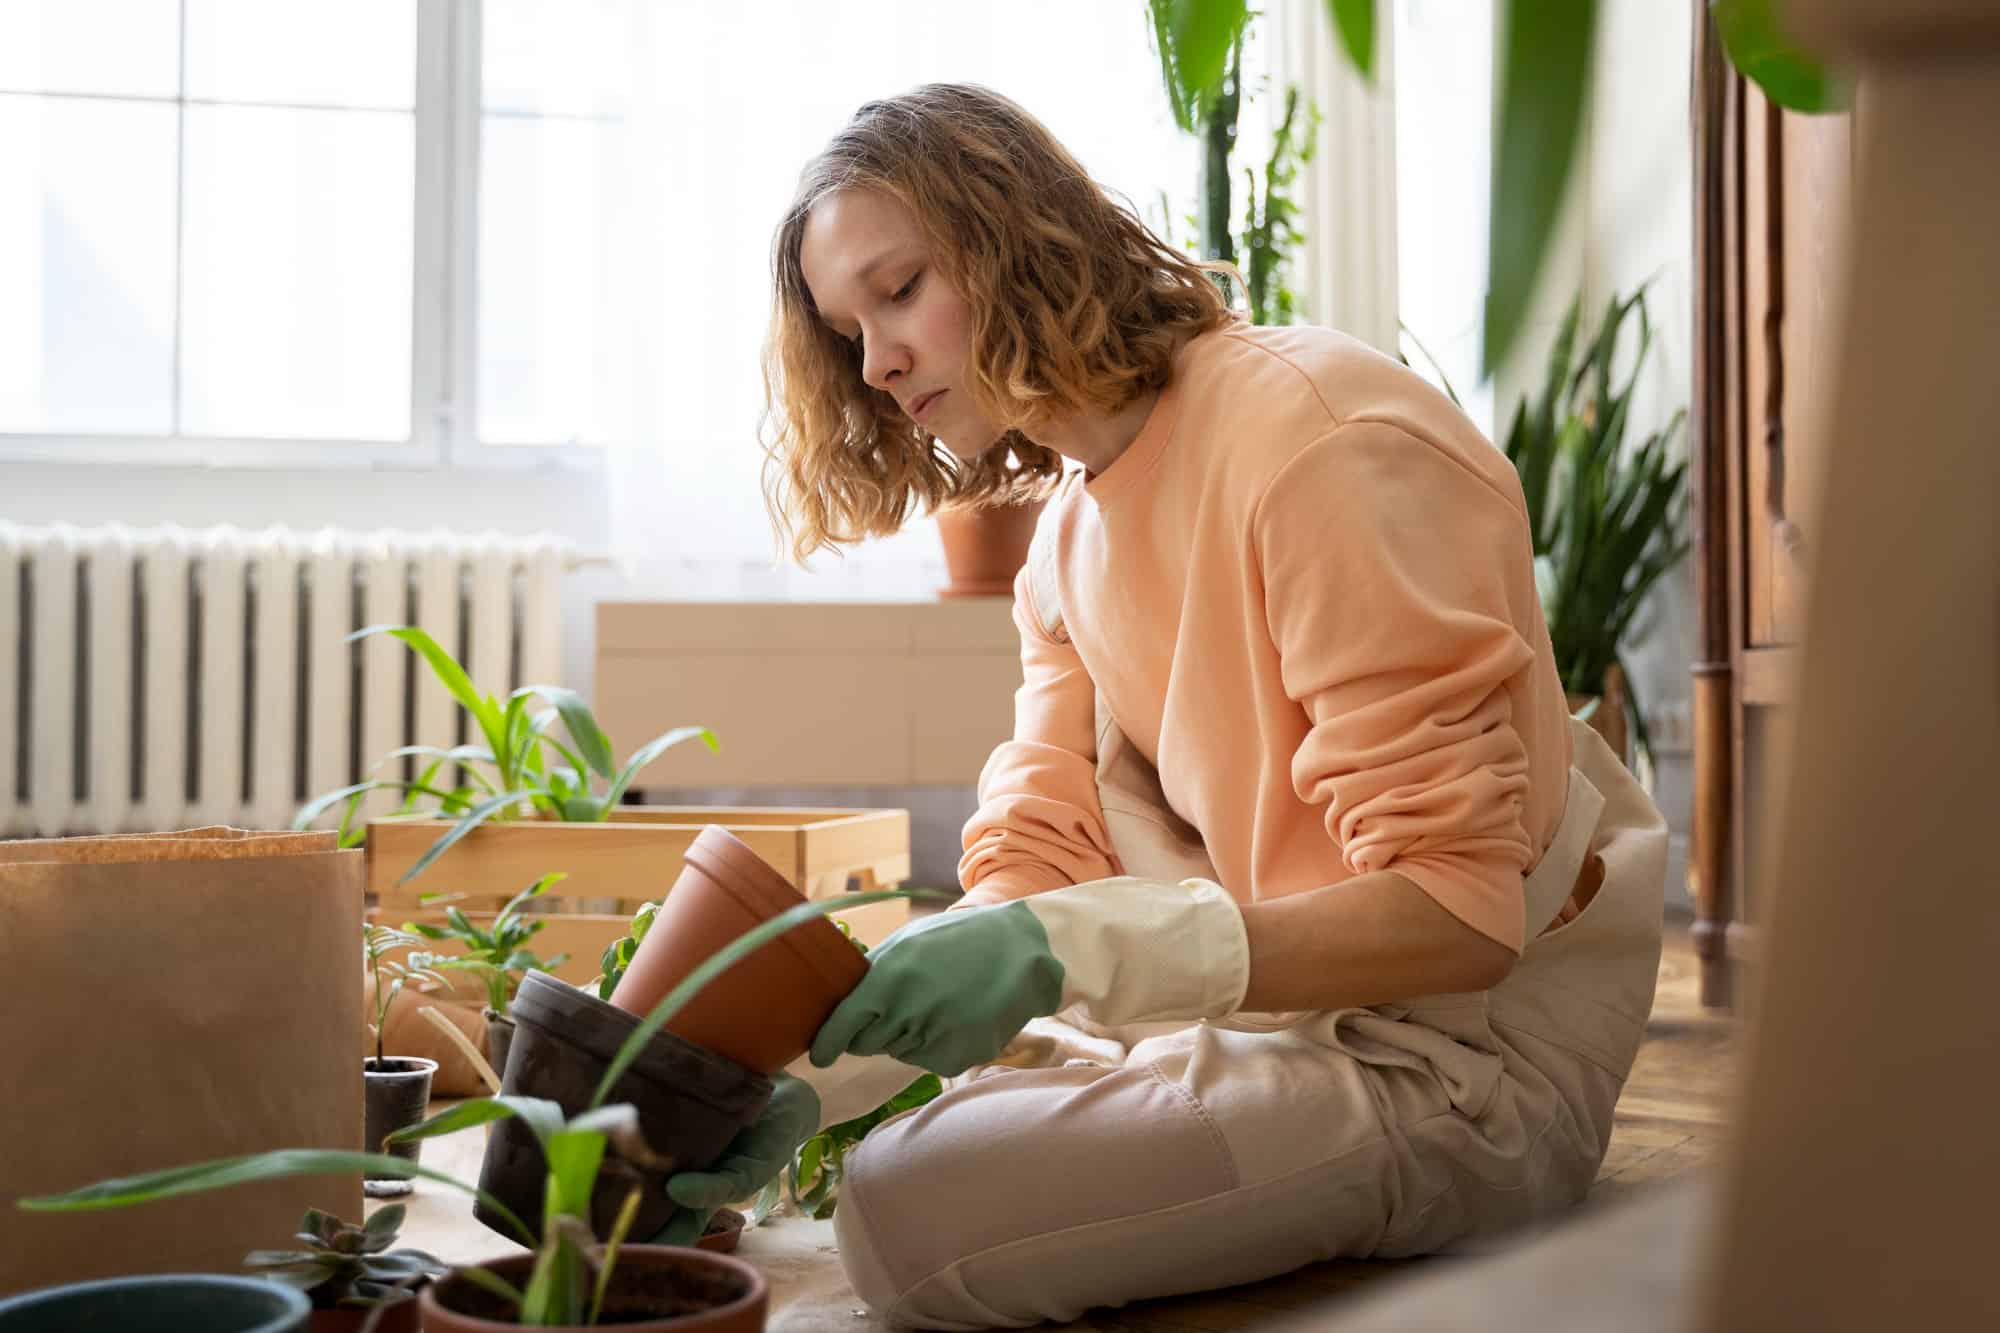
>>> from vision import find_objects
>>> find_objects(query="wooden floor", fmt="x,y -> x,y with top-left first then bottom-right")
395,923 -> 1738,1331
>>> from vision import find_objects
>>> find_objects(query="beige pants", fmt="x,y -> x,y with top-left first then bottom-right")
823,719 -> 1666,1329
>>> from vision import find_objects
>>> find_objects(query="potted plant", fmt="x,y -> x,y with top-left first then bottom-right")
934,492 -> 1049,598
595,892 -> 944,1229
243,1205 -> 445,1333
0,1274 -> 311,1332
475,826 -> 916,1246
294,625 -> 721,885
363,924 -> 446,1196
405,873 -> 572,1076
19,881 -> 937,1329
1499,287 -> 1689,769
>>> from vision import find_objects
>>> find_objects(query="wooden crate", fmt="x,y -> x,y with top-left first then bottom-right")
364,807 -> 915,971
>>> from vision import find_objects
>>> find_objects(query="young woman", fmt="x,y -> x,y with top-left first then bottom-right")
659,83 -> 1667,1329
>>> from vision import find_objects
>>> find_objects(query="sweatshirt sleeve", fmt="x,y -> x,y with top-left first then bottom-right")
1255,421 -> 1540,953
956,562 -> 1121,902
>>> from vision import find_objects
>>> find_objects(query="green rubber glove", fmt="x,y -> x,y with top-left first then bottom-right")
808,902 -> 1066,1076
650,1074 -> 821,1246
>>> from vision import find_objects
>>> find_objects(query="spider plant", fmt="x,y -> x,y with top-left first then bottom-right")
293,625 -> 718,886
1501,286 -> 1689,765
406,873 -> 571,1014
365,924 -> 449,1068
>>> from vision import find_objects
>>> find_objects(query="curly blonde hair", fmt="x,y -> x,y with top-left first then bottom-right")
761,82 -> 1231,562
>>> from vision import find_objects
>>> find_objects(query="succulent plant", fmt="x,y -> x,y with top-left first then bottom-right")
243,1204 -> 446,1311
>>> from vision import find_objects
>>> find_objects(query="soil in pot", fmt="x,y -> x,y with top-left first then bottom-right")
607,824 -> 869,1074
422,1246 -> 766,1333
363,1056 -> 436,1196
308,1296 -> 420,1333
0,1274 -> 310,1332
475,972 -> 772,1244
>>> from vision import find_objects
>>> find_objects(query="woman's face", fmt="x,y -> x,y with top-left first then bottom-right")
799,188 -> 1002,461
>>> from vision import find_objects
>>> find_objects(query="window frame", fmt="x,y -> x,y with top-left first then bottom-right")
0,0 -> 601,474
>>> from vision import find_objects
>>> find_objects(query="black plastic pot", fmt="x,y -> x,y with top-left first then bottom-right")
0,1274 -> 310,1331
483,1009 -> 514,1080
363,1055 -> 437,1194
475,972 -> 772,1243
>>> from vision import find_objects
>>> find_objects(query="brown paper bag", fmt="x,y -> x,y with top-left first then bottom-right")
0,829 -> 365,1297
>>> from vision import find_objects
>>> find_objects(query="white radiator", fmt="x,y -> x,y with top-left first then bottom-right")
1,524 -> 574,837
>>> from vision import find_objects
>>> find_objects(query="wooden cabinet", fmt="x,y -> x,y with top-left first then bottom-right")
1689,9 -> 1855,1004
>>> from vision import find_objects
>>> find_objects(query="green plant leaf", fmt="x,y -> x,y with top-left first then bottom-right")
293,782 -> 376,831
362,1203 -> 406,1244
1326,0 -> 1374,80
17,1150 -> 534,1248
603,727 -> 719,809
1484,0 -> 1599,377
588,887 -> 950,1109
591,1187 -> 646,1327
396,789 -> 536,886
385,1095 -> 566,1159
1710,0 -> 1848,113
1147,0 -> 1250,133
543,1130 -> 609,1220
352,626 -> 506,758
522,684 -> 615,780
451,1263 -> 527,1310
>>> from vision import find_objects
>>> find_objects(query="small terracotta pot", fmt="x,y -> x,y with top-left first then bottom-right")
361,1056 -> 435,1188
608,825 -> 869,1074
935,496 -> 1048,597
419,1246 -> 766,1333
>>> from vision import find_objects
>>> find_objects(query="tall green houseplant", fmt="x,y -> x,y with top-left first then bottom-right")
1146,0 -> 1318,325
1503,287 -> 1689,765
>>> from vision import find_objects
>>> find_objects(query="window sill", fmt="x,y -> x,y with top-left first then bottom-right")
0,435 -> 608,474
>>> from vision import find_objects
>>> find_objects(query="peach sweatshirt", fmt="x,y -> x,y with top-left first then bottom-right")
958,322 -> 1577,954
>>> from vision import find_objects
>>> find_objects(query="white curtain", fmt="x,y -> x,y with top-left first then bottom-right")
598,2 -> 1198,599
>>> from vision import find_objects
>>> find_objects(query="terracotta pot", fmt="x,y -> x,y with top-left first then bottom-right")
419,1246 -> 766,1333
475,972 -> 771,1244
307,1296 -> 420,1333
935,496 -> 1048,597
1566,661 -> 1632,766
361,1056 -> 435,1190
0,1274 -> 309,1331
608,825 -> 869,1074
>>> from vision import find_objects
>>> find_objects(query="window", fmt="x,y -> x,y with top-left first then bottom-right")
1392,0 -> 1496,440
0,0 -> 618,464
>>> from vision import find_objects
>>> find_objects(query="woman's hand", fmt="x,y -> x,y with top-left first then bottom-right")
808,903 -> 1066,1076
811,877 -> 1252,1075
651,1074 -> 821,1246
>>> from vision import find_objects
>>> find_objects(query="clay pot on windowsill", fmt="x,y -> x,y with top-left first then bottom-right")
362,1057 -> 436,1197
473,972 -> 773,1245
607,824 -> 870,1075
420,1246 -> 767,1333
935,496 -> 1048,598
